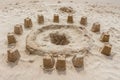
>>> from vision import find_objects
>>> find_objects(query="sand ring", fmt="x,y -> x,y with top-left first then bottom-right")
26,24 -> 90,56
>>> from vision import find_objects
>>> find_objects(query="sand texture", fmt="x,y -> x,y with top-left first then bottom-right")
0,0 -> 120,80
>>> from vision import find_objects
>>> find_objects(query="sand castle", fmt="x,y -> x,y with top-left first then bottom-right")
38,15 -> 44,24
24,17 -> 33,28
6,14 -> 112,72
7,33 -> 16,44
80,16 -> 87,25
100,32 -> 110,42
101,43 -> 112,56
14,24 -> 23,35
53,14 -> 59,23
91,22 -> 100,32
67,15 -> 73,23
7,48 -> 20,62
43,54 -> 55,69
72,54 -> 84,68
56,55 -> 66,71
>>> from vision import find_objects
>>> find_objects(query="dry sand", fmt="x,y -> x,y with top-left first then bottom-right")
0,0 -> 120,80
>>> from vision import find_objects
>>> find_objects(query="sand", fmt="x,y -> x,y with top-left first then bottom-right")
0,0 -> 120,80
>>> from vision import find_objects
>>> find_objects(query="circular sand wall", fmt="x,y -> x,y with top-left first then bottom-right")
26,24 -> 90,56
